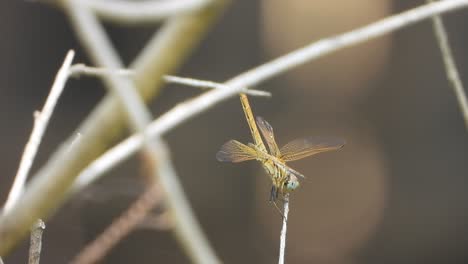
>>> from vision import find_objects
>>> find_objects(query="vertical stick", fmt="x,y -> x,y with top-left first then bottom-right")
278,194 -> 290,264
28,219 -> 45,264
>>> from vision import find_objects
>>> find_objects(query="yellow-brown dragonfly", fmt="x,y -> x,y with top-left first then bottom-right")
216,116 -> 345,202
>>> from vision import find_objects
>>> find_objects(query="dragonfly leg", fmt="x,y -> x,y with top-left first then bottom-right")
269,185 -> 277,202
269,186 -> 285,219
271,201 -> 285,219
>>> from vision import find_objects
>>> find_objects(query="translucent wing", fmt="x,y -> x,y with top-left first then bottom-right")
256,116 -> 281,157
280,136 -> 345,162
216,140 -> 258,163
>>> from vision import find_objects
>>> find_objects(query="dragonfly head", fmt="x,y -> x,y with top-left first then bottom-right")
284,175 -> 300,191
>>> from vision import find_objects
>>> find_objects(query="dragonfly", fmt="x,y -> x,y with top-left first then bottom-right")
216,116 -> 345,203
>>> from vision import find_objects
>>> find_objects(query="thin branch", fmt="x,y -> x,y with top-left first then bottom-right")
164,75 -> 272,97
428,0 -> 468,130
28,220 -> 45,264
69,64 -> 134,78
278,195 -> 290,264
2,50 -> 75,214
70,184 -> 164,264
2,0 -> 468,257
80,0 -> 212,25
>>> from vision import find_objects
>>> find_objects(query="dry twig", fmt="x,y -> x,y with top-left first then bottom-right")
2,51 -> 75,214
427,0 -> 468,129
69,64 -> 134,78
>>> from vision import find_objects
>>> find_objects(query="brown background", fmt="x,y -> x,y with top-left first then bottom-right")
1,0 -> 468,263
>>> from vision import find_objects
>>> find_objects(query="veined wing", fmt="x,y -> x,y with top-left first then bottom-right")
216,140 -> 258,163
280,136 -> 345,162
256,116 -> 281,157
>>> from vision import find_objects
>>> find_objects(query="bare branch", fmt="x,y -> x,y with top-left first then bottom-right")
28,220 -> 45,264
81,0 -> 212,25
428,0 -> 468,130
164,75 -> 272,97
2,50 -> 75,214
278,195 -> 290,264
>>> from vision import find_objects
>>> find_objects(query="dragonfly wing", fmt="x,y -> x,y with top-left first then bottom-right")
256,116 -> 281,157
280,136 -> 345,162
216,140 -> 258,163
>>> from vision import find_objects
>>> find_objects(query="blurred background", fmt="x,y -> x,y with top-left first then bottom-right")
1,0 -> 468,263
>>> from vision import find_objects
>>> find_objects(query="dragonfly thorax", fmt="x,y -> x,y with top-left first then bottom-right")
260,158 -> 300,193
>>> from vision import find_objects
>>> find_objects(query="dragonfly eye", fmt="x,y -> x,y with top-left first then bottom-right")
285,179 -> 299,191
